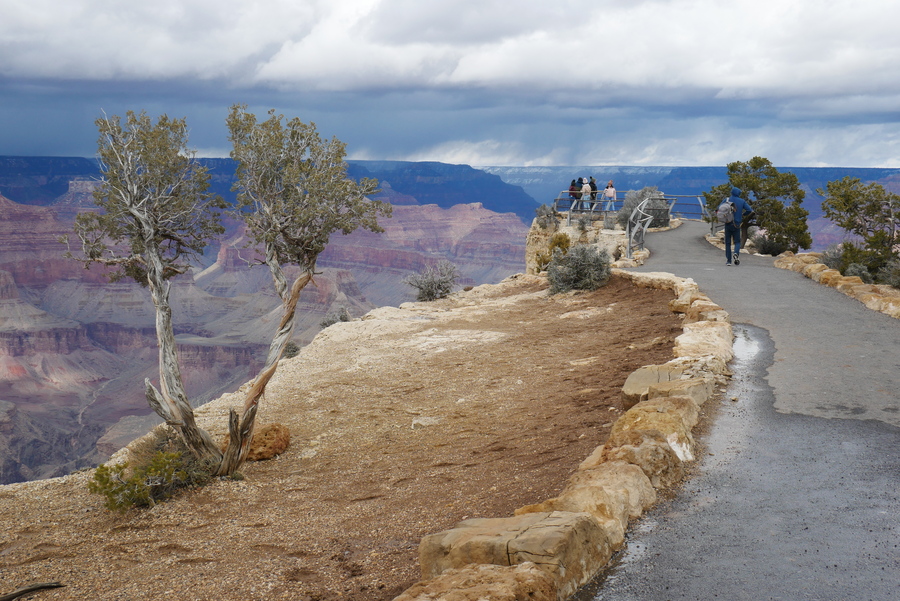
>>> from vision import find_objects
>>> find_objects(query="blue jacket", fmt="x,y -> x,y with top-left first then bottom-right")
728,187 -> 753,226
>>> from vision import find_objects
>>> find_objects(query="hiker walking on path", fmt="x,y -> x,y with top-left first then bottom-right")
718,186 -> 753,265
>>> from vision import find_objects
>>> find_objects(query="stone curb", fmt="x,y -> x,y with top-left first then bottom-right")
394,270 -> 732,600
773,253 -> 900,319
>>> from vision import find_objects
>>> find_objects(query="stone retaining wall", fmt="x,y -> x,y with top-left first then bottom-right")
393,270 -> 733,600
774,252 -> 900,319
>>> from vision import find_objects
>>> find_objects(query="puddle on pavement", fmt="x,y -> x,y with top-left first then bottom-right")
731,325 -> 761,366
570,324 -> 764,601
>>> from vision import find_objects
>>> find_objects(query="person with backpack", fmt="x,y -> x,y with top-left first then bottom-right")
717,187 -> 753,266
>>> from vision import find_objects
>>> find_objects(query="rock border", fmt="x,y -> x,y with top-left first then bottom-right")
394,270 -> 733,600
773,253 -> 900,319
703,230 -> 900,320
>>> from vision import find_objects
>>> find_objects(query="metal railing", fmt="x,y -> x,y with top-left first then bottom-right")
553,190 -> 620,214
625,197 -> 655,259
550,192 -> 714,257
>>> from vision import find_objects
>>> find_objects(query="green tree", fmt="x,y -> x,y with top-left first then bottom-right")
704,157 -> 812,252
67,111 -> 227,463
224,105 -> 390,474
818,176 -> 900,274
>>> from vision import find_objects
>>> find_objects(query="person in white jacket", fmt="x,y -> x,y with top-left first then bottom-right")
580,178 -> 592,210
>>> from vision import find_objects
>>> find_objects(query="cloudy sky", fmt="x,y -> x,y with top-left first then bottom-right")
2,0 -> 899,167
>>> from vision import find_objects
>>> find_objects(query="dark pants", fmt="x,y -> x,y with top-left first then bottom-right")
724,222 -> 741,263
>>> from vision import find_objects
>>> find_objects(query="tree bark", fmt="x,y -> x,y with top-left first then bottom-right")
144,241 -> 221,462
216,268 -> 311,475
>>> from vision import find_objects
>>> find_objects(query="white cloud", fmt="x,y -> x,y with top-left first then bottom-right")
2,0 -> 900,166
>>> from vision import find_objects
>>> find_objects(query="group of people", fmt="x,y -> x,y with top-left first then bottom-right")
568,177 -> 617,211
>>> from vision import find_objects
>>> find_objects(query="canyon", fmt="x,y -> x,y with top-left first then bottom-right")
0,160 -> 533,483
3,156 -> 897,484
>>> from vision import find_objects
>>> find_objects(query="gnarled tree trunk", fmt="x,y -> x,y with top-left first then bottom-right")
216,264 -> 311,475
143,241 -> 221,462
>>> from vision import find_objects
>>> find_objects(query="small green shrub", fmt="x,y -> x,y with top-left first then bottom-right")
603,214 -> 617,230
404,260 -> 460,301
282,340 -> 300,359
876,258 -> 900,288
821,244 -> 843,270
88,428 -> 215,512
576,215 -> 591,233
536,232 -> 571,272
751,233 -> 788,256
617,187 -> 668,229
838,240 -> 890,276
548,232 -> 571,254
547,244 -> 611,294
844,262 -> 874,283
535,204 -> 559,230
320,307 -> 351,328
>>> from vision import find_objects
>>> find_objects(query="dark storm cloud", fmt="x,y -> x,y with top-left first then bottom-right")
1,0 -> 899,166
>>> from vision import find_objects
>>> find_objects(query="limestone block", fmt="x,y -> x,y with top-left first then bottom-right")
801,263 -> 829,278
613,258 -> 638,268
663,355 -> 731,377
813,268 -> 842,285
598,429 -> 685,489
515,461 -> 656,547
621,363 -> 687,409
684,299 -> 728,323
394,562 -> 556,601
860,293 -> 886,312
835,276 -> 865,293
848,284 -> 877,299
883,297 -> 900,318
636,395 -> 701,429
610,402 -> 695,457
613,270 -> 685,291
647,376 -> 715,408
668,286 -> 705,313
418,512 -> 615,600
632,249 -> 650,265
673,320 -> 733,362
773,256 -> 801,271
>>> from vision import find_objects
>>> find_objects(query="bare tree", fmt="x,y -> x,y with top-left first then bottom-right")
222,104 -> 391,474
68,111 -> 227,464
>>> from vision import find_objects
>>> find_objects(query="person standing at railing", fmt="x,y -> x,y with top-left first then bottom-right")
589,177 -> 598,206
568,180 -> 581,209
603,180 -> 616,211
580,178 -> 592,210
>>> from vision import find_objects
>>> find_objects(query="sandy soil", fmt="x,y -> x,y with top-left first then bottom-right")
0,273 -> 683,601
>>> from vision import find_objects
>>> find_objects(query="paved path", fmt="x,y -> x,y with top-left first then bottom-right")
577,221 -> 900,601
636,220 -> 900,427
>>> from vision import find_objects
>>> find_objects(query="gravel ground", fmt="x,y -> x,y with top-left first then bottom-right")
0,273 -> 682,601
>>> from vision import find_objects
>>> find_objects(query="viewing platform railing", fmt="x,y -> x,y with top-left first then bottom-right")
550,191 -> 712,257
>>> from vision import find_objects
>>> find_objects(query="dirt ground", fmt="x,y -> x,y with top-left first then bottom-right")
0,273 -> 683,601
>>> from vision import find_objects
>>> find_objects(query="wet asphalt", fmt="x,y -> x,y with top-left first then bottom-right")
574,221 -> 900,601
